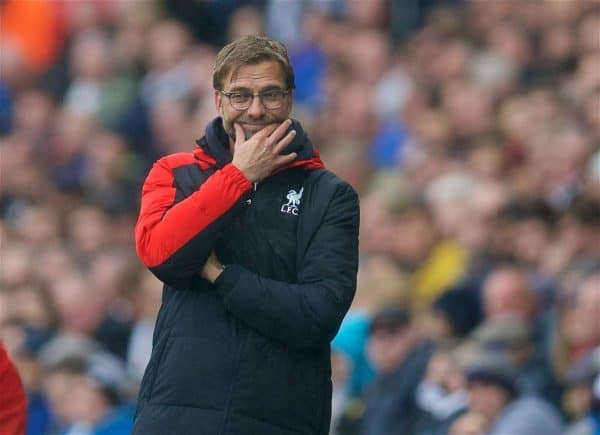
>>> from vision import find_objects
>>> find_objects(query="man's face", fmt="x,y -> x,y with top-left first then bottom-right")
214,60 -> 292,145
483,270 -> 533,321
367,327 -> 413,374
467,381 -> 509,422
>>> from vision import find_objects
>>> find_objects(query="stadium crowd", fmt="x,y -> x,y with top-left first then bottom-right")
0,0 -> 599,434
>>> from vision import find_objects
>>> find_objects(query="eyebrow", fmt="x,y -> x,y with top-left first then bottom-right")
227,85 -> 285,93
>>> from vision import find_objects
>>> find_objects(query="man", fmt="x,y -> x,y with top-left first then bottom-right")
471,315 -> 562,405
464,352 -> 563,435
132,35 -> 359,434
336,307 -> 433,435
481,265 -> 537,322
42,352 -> 134,435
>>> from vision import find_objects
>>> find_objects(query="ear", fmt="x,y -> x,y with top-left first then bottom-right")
214,90 -> 223,114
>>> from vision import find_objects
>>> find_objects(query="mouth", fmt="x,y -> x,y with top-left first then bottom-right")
241,123 -> 269,130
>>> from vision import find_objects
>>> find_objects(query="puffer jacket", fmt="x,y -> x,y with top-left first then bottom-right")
132,117 -> 359,435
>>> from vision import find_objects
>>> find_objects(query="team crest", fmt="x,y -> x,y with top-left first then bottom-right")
281,187 -> 303,215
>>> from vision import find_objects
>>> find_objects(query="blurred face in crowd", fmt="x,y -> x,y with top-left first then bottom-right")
215,60 -> 292,146
563,382 -> 593,420
353,255 -> 408,311
581,90 -> 600,134
367,325 -> 415,374
146,20 -> 190,71
35,245 -> 76,287
467,380 -> 510,423
392,206 -> 436,267
359,192 -> 397,256
14,90 -> 54,138
578,14 -> 600,54
227,6 -> 264,43
43,369 -> 81,425
487,22 -> 531,67
68,207 -> 110,256
424,351 -> 466,393
11,286 -> 55,330
513,218 -> 552,265
563,273 -> 600,350
347,29 -> 390,85
483,268 -> 536,321
0,242 -> 32,289
320,138 -> 369,192
346,0 -> 387,27
441,81 -> 492,139
541,25 -> 574,63
70,29 -> 111,81
49,272 -> 105,334
329,81 -> 376,139
70,376 -> 112,426
427,311 -> 455,343
16,205 -> 61,245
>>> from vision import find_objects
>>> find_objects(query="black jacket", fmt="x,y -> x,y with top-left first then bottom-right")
132,118 -> 359,435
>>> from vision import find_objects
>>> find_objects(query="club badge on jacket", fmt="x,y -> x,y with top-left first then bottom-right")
281,187 -> 304,215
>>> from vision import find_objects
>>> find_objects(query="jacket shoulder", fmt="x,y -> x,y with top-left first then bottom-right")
307,169 -> 358,198
157,152 -> 198,169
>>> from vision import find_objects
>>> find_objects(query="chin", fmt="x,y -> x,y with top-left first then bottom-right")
243,129 -> 260,140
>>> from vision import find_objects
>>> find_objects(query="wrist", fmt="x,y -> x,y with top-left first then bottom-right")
231,162 -> 258,183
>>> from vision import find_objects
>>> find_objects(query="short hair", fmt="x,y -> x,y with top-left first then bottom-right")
213,35 -> 295,91
369,306 -> 411,335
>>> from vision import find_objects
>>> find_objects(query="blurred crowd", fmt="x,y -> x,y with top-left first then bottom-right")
0,0 -> 598,434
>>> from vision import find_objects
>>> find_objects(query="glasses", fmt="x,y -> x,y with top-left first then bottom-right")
220,89 -> 290,110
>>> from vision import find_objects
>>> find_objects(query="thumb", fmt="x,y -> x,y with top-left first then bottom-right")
233,123 -> 245,145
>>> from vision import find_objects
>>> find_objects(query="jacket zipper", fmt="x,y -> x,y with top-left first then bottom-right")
246,182 -> 258,205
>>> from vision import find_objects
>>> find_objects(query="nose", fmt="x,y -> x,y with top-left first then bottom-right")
246,94 -> 266,118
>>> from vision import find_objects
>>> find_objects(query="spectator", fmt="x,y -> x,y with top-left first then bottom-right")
471,315 -> 562,405
337,306 -> 433,435
565,372 -> 600,435
412,348 -> 469,434
465,352 -> 563,435
563,347 -> 600,434
428,284 -> 483,345
41,352 -> 134,435
481,265 -> 538,322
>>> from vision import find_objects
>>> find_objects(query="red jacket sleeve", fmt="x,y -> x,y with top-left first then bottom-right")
0,342 -> 26,435
135,156 -> 252,288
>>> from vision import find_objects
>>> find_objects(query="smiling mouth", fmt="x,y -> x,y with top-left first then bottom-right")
242,123 -> 268,128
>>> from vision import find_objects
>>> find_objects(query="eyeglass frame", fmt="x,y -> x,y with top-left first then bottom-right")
218,88 -> 291,110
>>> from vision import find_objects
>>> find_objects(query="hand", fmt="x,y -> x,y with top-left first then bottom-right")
231,119 -> 298,182
200,251 -> 224,284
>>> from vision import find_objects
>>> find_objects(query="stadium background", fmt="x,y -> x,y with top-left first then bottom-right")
0,0 -> 599,433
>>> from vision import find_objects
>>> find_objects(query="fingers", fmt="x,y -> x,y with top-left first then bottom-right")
267,119 -> 293,143
275,152 -> 298,167
254,123 -> 279,140
233,123 -> 244,144
271,129 -> 297,155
